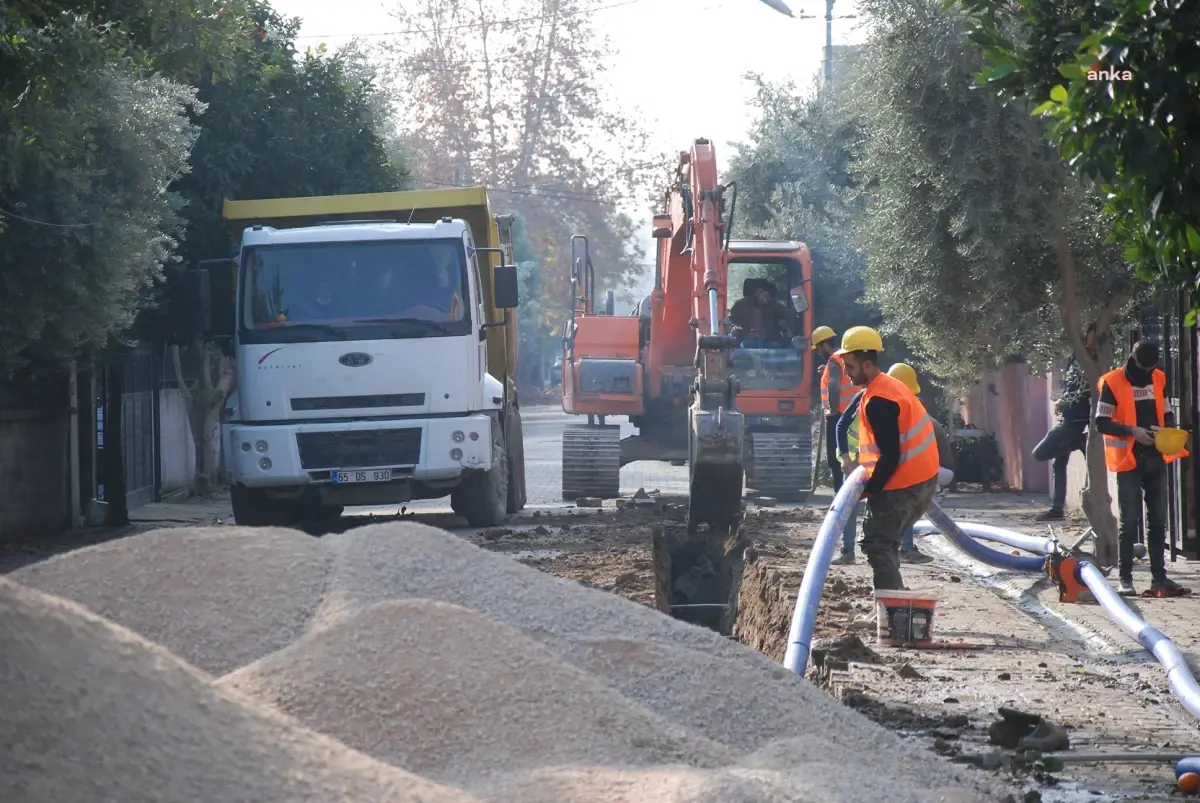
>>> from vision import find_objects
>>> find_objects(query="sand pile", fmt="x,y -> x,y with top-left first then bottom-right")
221,598 -> 732,783
12,527 -> 331,674
0,578 -> 477,803
6,522 -> 1007,802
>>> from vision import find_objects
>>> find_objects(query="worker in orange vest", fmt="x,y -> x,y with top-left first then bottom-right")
836,327 -> 940,591
813,325 -> 855,493
1095,339 -> 1191,598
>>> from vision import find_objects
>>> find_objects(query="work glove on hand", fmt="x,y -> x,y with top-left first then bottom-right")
1131,426 -> 1155,446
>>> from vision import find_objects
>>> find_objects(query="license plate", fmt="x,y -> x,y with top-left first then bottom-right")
331,469 -> 392,484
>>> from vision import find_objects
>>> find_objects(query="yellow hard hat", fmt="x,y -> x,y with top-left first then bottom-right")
1155,426 -> 1189,456
811,325 -> 836,349
835,325 -> 884,355
887,363 -> 921,395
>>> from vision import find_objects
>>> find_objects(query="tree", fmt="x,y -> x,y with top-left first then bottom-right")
376,0 -> 665,333
0,8 -> 204,371
844,0 -> 1146,561
954,0 -> 1200,316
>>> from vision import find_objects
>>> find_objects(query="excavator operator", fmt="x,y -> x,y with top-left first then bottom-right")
729,278 -> 794,348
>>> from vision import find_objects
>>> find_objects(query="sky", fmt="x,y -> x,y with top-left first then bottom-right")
272,0 -> 865,296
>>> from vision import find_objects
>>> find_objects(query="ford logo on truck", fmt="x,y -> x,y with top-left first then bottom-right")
338,352 -> 373,367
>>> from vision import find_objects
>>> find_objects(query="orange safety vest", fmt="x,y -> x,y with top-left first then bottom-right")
857,373 -> 940,491
1097,367 -> 1187,472
820,353 -> 856,414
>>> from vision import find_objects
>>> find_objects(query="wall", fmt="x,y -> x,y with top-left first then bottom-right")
159,388 -> 195,494
959,362 -> 1051,493
0,411 -> 71,539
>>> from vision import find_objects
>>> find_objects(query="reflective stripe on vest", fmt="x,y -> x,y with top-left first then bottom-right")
820,354 -> 856,414
1098,367 -> 1188,471
857,373 -> 940,490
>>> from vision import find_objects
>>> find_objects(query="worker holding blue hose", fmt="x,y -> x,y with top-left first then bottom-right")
832,362 -> 953,565
1095,339 -> 1191,598
835,328 -> 941,591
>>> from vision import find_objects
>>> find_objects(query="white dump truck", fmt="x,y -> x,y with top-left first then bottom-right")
202,187 -> 527,527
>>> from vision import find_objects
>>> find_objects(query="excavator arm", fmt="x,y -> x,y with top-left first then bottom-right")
660,140 -> 745,533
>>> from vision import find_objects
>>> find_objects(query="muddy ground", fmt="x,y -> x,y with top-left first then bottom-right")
467,491 -> 1197,803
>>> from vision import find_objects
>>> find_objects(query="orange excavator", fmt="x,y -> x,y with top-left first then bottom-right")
561,138 -> 814,510
560,140 -> 814,628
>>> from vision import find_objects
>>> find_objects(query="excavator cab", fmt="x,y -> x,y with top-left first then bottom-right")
726,244 -> 815,501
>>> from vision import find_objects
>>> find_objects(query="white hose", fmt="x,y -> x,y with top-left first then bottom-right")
917,518 -> 1200,723
913,520 -> 1056,556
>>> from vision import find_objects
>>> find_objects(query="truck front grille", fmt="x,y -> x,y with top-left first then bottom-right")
291,393 -> 425,411
296,429 -> 422,470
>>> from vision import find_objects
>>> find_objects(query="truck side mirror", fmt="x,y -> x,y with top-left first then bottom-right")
191,269 -> 213,335
493,263 -> 519,309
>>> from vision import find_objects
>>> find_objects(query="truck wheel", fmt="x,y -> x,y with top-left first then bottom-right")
231,485 -> 290,527
451,428 -> 509,527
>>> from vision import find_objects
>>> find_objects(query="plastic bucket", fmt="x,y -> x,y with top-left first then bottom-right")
875,589 -> 936,647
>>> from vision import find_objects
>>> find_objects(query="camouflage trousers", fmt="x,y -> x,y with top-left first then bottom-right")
861,476 -> 938,591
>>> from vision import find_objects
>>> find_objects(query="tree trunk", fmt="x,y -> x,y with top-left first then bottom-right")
172,339 -> 236,495
1055,228 -> 1124,565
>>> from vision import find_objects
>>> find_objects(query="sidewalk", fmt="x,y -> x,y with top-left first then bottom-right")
0,493 -> 233,573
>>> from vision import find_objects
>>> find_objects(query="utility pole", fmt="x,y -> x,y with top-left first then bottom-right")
824,0 -> 835,85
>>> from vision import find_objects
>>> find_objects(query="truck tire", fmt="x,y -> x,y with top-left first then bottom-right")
231,485 -> 293,527
451,428 -> 509,527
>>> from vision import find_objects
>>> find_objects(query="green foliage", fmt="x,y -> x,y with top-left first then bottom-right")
954,0 -> 1200,316
0,8 -> 202,368
844,0 -> 1138,391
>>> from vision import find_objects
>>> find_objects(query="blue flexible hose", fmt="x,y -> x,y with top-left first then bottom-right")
920,500 -> 1048,572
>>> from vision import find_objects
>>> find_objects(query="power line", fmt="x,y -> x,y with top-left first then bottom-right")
294,0 -> 647,41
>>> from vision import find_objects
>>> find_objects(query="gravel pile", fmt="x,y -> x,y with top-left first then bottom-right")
0,578 -> 476,803
6,522 -> 1006,802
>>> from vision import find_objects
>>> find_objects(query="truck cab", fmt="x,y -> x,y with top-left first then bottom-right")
214,188 -> 525,528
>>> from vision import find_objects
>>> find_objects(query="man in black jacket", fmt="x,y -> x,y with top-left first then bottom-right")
1033,323 -> 1097,521
1095,339 -> 1190,598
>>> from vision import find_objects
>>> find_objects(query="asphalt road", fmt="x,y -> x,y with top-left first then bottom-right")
356,404 -> 690,516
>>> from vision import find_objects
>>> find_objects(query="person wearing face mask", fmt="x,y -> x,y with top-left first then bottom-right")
1095,339 -> 1191,598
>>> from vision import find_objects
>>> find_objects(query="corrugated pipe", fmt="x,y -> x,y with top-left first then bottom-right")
782,466 -> 867,675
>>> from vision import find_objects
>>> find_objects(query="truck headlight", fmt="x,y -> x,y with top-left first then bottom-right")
452,430 -> 465,443
259,457 -> 272,470
255,440 -> 269,452
450,448 -> 463,461
469,431 -> 479,441
240,442 -> 251,452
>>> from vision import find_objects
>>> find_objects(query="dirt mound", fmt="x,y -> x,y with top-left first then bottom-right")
0,578 -> 475,803
221,599 -> 732,785
11,527 -> 332,675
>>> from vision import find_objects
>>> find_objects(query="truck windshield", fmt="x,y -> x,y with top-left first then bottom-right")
239,238 -> 472,343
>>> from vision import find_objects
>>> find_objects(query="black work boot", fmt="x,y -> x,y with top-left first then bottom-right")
1035,509 -> 1064,522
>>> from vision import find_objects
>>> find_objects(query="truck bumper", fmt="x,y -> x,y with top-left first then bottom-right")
224,415 -> 494,488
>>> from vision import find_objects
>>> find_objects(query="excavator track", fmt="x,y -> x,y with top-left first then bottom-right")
749,430 -> 812,502
561,423 -> 621,500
